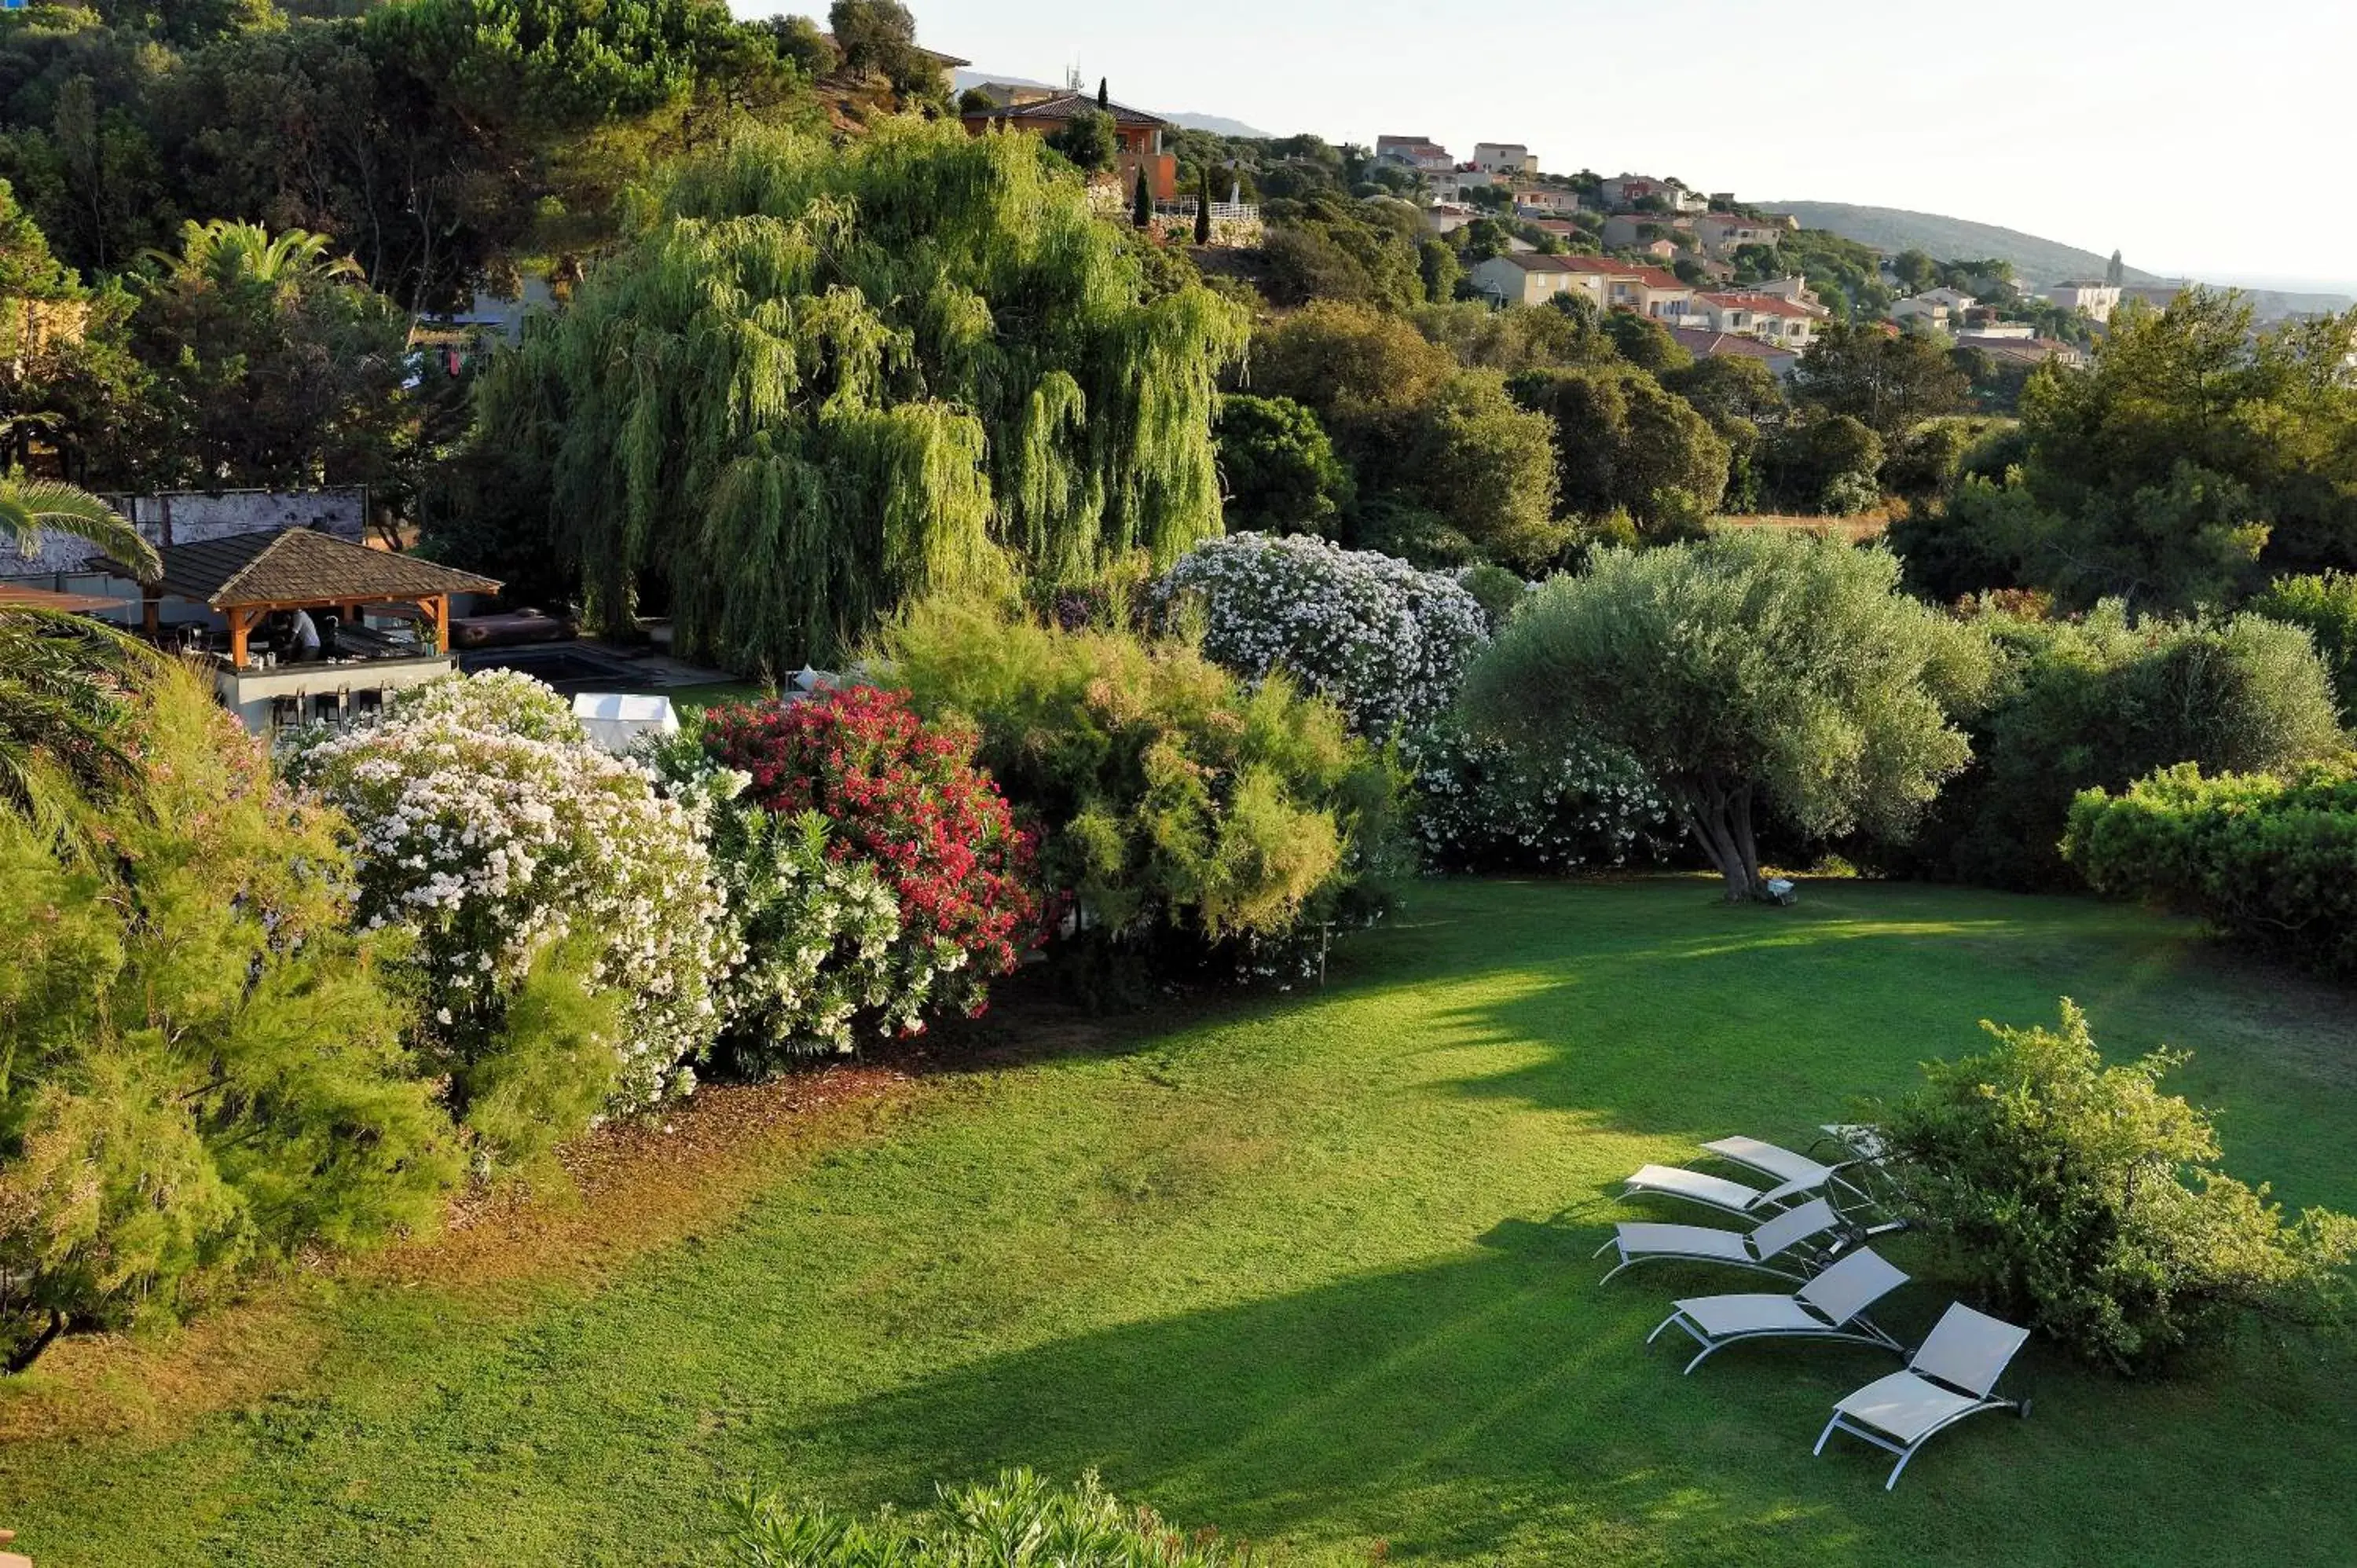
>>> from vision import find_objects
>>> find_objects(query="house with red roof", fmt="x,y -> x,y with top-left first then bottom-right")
1666,326 -> 1802,378
1466,253 -> 1694,317
1684,291 -> 1822,348
961,91 -> 1178,200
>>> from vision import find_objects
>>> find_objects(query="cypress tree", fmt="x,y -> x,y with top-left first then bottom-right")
1194,164 -> 1212,245
1096,75 -> 1108,108
475,121 -> 1248,670
1132,165 -> 1153,229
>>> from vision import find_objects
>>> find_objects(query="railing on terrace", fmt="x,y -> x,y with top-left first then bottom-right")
1153,199 -> 1262,222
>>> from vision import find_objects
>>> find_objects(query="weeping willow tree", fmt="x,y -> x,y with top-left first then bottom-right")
477,117 -> 1249,669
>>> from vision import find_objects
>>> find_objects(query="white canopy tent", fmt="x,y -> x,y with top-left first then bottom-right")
572,691 -> 680,754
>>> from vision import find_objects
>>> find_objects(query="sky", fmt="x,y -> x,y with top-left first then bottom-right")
747,0 -> 2357,291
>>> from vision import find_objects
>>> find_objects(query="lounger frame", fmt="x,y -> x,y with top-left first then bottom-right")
1648,1301 -> 1904,1375
1812,1384 -> 2030,1490
1592,1195 -> 1847,1285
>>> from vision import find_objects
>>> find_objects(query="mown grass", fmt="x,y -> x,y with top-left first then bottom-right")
5,878 -> 2354,1566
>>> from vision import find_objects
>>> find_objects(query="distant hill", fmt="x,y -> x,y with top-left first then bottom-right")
951,70 -> 1279,138
1761,202 -> 2151,288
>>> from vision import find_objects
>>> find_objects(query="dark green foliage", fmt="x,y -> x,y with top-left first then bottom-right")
0,606 -> 154,815
1952,291 -> 2357,608
0,665 -> 457,1372
1510,364 -> 1729,533
826,0 -> 937,105
2068,760 -> 2357,976
1193,163 -> 1211,245
1882,1000 -> 2356,1373
1895,606 -> 2348,888
1255,191 -> 1423,312
1416,234 -> 1460,302
1454,561 -> 1528,632
2251,570 -> 2357,716
1600,310 -> 1691,373
1463,530 -> 1992,899
1351,372 -> 1565,570
470,122 -> 1248,670
113,219 -> 414,492
724,1470 -> 1267,1567
1882,416 -> 1997,503
1213,394 -> 1351,536
1790,319 -> 1969,442
1131,165 -> 1151,229
1761,411 -> 1882,514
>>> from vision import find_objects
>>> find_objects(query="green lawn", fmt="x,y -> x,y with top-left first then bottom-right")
5,879 -> 2355,1566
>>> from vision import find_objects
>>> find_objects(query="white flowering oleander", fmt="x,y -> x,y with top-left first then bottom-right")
1151,532 -> 1491,737
639,735 -> 965,1068
284,673 -> 729,1113
1407,719 -> 1677,874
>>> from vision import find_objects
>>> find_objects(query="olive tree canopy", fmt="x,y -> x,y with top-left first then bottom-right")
1461,529 -> 1994,899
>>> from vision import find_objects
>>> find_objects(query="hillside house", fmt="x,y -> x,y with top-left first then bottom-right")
1472,141 -> 1538,175
1600,213 -> 1692,251
1377,134 -> 1454,172
1684,291 -> 1820,348
1468,253 -> 1608,310
1512,187 -> 1580,216
2047,281 -> 2124,323
962,92 -> 1177,200
1598,174 -> 1708,213
1666,326 -> 1801,379
1892,288 -> 1975,329
1692,212 -> 1783,256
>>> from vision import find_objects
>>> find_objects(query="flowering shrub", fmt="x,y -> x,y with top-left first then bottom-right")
644,735 -> 946,1068
1408,720 -> 1674,874
390,666 -> 584,740
285,673 -> 729,1153
1151,532 -> 1490,737
702,687 -> 1036,1024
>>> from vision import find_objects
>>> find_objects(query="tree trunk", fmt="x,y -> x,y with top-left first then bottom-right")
4,1310 -> 64,1375
1669,778 -> 1765,903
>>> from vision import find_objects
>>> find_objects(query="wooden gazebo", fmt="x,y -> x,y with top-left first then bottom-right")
115,527 -> 500,668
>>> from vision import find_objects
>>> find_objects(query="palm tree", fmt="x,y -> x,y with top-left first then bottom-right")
2,474 -> 158,581
0,606 -> 153,817
143,218 -> 362,299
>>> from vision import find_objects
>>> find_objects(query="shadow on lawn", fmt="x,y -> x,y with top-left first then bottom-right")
761,1240 -> 2145,1568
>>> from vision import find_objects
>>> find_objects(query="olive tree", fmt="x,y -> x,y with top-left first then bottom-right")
1461,529 -> 1994,899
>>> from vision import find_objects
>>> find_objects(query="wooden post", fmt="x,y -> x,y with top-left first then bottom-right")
431,594 -> 448,655
228,605 -> 251,669
141,586 -> 159,639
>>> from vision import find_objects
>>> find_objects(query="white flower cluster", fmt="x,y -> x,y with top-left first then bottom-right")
643,738 -> 962,1067
1408,720 -> 1677,874
287,673 -> 730,1112
1152,532 -> 1492,737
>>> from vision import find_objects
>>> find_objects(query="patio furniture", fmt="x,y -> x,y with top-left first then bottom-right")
1621,1161 -> 1820,1219
1814,1302 -> 2033,1489
1646,1247 -> 1909,1374
1596,1195 -> 1847,1285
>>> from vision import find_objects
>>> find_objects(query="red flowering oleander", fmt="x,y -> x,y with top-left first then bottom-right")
705,687 -> 1040,1006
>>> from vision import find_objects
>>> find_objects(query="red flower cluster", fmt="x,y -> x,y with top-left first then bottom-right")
705,687 -> 1039,991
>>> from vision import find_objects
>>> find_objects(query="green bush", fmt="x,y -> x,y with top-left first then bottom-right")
2251,570 -> 2357,719
721,1469 -> 1267,1566
1893,606 -> 2348,888
870,595 -> 1401,964
0,666 -> 456,1372
2066,761 -> 2357,976
1881,1001 -> 2356,1373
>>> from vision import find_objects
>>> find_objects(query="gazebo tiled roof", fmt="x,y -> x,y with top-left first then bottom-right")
104,527 -> 500,607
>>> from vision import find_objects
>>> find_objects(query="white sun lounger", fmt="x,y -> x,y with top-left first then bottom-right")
1814,1302 -> 2033,1489
1703,1135 -> 1841,1188
1595,1196 -> 1846,1284
1646,1247 -> 1910,1374
1622,1162 -> 1820,1218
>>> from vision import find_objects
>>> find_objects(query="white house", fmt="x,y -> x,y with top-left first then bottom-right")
1512,186 -> 1579,216
1600,212 -> 1692,251
1472,141 -> 1538,175
1376,134 -> 1453,173
2047,281 -> 2124,324
1893,288 -> 1976,330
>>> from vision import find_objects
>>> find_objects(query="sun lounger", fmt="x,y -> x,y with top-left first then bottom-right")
1622,1162 -> 1820,1219
1814,1302 -> 2033,1489
1645,1247 -> 1910,1374
1595,1195 -> 1847,1284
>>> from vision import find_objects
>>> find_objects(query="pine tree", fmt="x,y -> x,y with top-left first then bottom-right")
1194,164 -> 1213,245
1132,165 -> 1153,229
474,121 -> 1248,670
